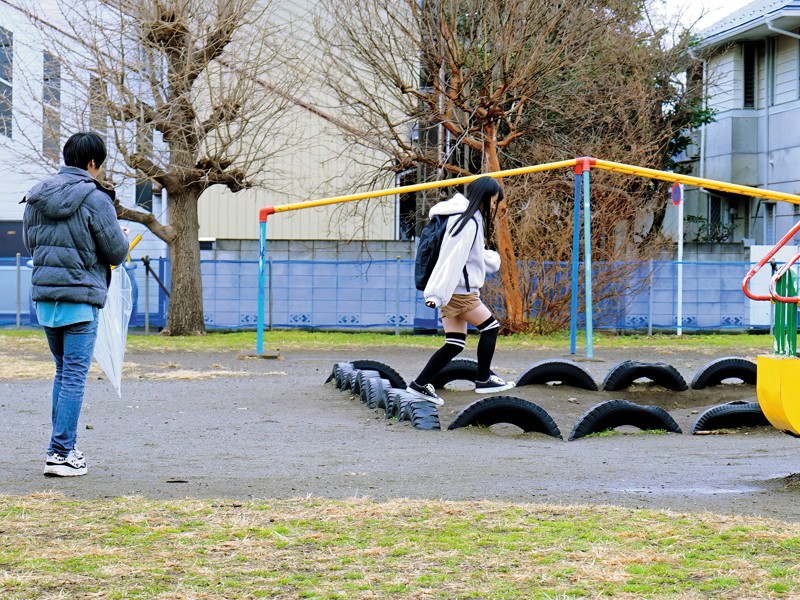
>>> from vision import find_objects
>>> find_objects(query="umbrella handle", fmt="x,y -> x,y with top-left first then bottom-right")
112,234 -> 143,271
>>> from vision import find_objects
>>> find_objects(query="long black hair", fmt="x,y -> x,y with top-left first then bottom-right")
451,176 -> 503,242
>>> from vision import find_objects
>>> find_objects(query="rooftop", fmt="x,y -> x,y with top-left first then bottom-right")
698,0 -> 800,48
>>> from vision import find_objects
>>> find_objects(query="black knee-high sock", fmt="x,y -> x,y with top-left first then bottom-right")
476,316 -> 500,381
415,332 -> 466,386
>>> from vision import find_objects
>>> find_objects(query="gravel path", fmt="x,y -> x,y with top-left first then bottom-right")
2,345 -> 798,521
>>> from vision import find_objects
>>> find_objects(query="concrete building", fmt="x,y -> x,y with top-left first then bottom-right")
687,0 -> 800,246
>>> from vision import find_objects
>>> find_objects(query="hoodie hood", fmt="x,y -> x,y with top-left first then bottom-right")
25,166 -> 114,221
429,192 -> 469,218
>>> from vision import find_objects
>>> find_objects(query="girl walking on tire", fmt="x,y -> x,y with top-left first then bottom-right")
406,176 -> 515,405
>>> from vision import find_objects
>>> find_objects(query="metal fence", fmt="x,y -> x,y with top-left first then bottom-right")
0,256 -> 784,332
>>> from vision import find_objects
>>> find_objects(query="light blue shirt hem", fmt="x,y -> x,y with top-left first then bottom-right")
36,301 -> 95,328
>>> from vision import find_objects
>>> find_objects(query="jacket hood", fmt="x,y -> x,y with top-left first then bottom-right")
25,166 -> 114,221
429,192 -> 469,218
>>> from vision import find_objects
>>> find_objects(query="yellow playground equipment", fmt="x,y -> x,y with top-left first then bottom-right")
743,221 -> 800,437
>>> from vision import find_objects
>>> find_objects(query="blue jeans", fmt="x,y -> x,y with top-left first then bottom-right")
43,314 -> 99,455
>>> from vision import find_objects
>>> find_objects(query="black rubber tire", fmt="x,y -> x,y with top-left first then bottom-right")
367,378 -> 390,409
515,359 -> 598,390
375,380 -> 391,410
447,396 -> 562,439
602,360 -> 688,392
350,360 -> 406,389
347,371 -> 359,393
385,389 -> 406,418
326,361 -> 353,385
353,370 -> 380,396
569,399 -> 682,441
410,402 -> 441,430
360,374 -> 381,404
397,396 -> 414,421
335,364 -> 355,390
690,357 -> 757,389
429,358 -> 479,388
691,401 -> 770,433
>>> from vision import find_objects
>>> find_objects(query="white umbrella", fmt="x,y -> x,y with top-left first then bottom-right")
93,234 -> 139,397
93,265 -> 133,397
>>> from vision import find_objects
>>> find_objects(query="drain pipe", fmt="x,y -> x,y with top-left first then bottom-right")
766,20 -> 800,40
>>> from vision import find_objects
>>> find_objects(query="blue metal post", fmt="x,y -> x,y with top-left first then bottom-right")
569,169 -> 581,354
257,219 -> 267,355
582,166 -> 594,358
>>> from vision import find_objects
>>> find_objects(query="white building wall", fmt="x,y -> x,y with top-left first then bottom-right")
707,51 -> 736,112
774,35 -> 798,104
0,3 -> 164,259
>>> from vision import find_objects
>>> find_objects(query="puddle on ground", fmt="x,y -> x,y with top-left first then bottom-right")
612,486 -> 764,495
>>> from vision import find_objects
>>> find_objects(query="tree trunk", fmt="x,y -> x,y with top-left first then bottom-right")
484,126 -> 526,331
163,189 -> 206,335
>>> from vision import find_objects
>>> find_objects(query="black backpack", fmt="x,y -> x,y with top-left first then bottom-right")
414,214 -> 477,292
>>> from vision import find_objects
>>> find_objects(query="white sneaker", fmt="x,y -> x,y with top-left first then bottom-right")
475,375 -> 515,394
44,449 -> 87,477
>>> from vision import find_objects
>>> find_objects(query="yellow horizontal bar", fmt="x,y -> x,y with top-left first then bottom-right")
593,159 -> 800,205
272,159 -> 578,213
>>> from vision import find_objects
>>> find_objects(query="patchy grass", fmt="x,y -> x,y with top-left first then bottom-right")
0,328 -> 775,354
1,494 -> 798,599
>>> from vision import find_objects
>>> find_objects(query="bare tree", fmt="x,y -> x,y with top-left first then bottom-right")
315,0 -> 708,332
10,0 -> 301,334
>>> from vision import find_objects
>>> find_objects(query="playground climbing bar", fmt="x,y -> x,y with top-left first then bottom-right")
256,157 -> 800,357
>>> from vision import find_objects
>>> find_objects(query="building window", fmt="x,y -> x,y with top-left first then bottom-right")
743,42 -> 757,109
765,202 -> 776,245
42,52 -> 60,162
0,27 -> 12,139
709,195 -> 722,225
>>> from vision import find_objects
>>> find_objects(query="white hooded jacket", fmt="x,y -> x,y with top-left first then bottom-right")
423,192 -> 502,308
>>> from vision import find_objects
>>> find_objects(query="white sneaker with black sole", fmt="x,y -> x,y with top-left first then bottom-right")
474,375 -> 515,394
406,381 -> 444,405
44,449 -> 87,477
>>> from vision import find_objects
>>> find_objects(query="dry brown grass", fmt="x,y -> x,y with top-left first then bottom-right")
1,494 -> 798,599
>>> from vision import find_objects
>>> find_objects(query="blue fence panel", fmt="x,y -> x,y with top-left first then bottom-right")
0,256 -> 32,326
2,257 -> 789,331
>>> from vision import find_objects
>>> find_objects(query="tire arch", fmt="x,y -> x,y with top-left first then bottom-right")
569,399 -> 682,441
447,396 -> 562,439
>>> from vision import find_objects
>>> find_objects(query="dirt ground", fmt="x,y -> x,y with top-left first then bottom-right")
2,342 -> 799,522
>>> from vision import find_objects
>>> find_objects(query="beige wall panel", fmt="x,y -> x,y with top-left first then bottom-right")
198,0 -> 400,241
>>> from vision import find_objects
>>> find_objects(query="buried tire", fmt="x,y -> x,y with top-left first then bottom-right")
335,364 -> 355,390
447,396 -> 562,439
602,360 -> 688,392
691,401 -> 770,433
384,389 -> 407,418
515,359 -> 597,390
366,378 -> 390,409
326,361 -> 353,385
409,402 -> 441,430
351,360 -> 406,389
691,357 -> 757,389
569,399 -> 682,441
429,358 -> 479,388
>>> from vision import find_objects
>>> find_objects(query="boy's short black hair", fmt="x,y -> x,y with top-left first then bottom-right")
63,131 -> 107,170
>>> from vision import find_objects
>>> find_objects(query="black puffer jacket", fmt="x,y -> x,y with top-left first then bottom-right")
22,166 -> 130,307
